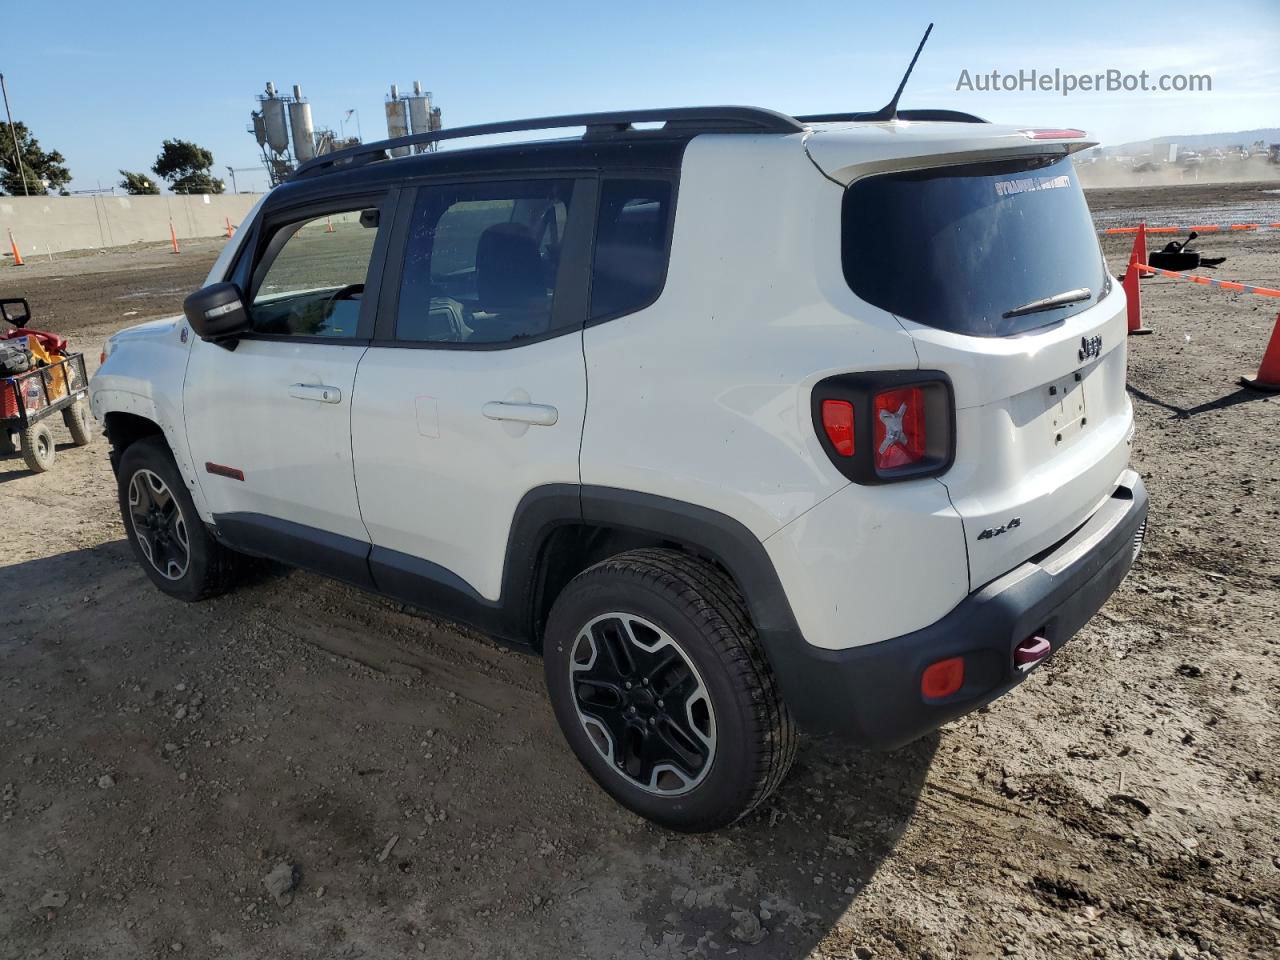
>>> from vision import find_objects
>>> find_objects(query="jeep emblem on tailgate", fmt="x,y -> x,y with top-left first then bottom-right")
1079,335 -> 1102,362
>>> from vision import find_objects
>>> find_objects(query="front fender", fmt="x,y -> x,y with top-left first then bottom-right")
89,317 -> 209,522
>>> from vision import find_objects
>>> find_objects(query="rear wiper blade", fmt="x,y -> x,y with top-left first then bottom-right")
1002,287 -> 1092,319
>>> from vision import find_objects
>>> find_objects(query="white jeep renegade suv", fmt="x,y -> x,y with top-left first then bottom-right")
90,106 -> 1147,831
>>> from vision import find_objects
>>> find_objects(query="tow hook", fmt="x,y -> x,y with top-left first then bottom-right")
1014,634 -> 1051,672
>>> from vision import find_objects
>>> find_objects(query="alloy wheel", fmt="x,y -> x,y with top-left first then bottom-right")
128,468 -> 190,581
569,612 -> 716,796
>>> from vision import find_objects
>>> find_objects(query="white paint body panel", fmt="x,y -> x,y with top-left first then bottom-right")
581,135 -> 922,540
909,284 -> 1135,588
88,315 -> 210,517
351,337 -> 586,601
182,336 -> 369,541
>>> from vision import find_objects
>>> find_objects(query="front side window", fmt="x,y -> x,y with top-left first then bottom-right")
396,180 -> 574,344
250,207 -> 381,338
589,179 -> 673,320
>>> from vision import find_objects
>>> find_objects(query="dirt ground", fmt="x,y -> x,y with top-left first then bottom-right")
1,184 -> 1277,960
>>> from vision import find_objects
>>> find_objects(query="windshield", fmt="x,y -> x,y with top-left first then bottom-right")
842,156 -> 1105,337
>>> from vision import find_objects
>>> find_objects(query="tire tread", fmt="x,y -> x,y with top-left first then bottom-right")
561,548 -> 797,826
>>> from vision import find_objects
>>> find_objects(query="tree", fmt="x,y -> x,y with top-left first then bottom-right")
0,121 -> 71,195
118,170 -> 159,195
151,139 -> 224,195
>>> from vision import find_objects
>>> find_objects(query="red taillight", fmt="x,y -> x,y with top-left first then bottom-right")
873,387 -> 926,471
820,399 -> 855,457
921,656 -> 965,699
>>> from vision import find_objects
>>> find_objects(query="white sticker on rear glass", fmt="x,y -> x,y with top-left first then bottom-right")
994,174 -> 1072,197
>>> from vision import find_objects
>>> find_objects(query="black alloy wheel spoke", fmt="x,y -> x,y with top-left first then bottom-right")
570,614 -> 715,795
129,470 -> 190,581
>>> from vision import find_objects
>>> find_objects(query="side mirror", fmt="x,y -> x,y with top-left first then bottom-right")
184,282 -> 250,341
0,297 -> 31,328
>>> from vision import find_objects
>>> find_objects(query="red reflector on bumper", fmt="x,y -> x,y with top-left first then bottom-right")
921,656 -> 965,698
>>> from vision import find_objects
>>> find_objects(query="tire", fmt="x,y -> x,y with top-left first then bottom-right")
543,548 -> 797,832
117,437 -> 240,601
20,421 -> 55,472
62,398 -> 94,446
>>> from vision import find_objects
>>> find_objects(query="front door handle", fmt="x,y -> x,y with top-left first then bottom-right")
289,383 -> 343,404
482,401 -> 558,426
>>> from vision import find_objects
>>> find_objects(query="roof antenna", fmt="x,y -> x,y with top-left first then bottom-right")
867,22 -> 934,122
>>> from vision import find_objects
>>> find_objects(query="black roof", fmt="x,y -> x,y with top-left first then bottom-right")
282,105 -> 987,193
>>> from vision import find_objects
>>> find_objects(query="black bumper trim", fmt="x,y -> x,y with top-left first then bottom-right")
759,471 -> 1148,747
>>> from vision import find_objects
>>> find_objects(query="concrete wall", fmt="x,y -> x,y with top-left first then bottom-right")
0,193 -> 265,257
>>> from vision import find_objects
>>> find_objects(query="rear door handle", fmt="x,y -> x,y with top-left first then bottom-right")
289,383 -> 343,404
482,401 -> 558,426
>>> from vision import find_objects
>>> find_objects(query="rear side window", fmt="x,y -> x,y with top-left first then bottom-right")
590,179 -> 673,320
395,180 -> 574,344
842,156 -> 1105,337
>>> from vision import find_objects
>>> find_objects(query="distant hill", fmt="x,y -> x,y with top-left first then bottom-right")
1114,129 -> 1280,152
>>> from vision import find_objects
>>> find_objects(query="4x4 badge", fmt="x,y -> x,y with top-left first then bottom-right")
977,517 -> 1021,541
1079,335 -> 1101,362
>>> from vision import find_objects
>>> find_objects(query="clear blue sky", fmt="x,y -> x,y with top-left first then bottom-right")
5,0 -> 1277,194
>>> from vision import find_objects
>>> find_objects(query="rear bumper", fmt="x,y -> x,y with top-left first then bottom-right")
763,469 -> 1147,747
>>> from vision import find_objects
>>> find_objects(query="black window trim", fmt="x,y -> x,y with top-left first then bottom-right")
226,188 -> 399,346
371,171 -> 599,352
584,169 -> 680,328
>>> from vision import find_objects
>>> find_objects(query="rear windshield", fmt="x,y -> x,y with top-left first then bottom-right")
842,156 -> 1105,337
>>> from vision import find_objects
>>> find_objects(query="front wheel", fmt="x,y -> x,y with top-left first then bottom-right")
117,437 -> 241,601
543,549 -> 797,832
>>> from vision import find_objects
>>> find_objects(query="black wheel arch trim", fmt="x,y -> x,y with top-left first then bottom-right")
207,485 -> 818,723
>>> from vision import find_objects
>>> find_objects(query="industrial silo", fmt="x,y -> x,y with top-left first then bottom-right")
251,112 -> 268,148
288,84 -> 316,163
407,81 -> 433,153
261,83 -> 290,156
385,84 -> 410,157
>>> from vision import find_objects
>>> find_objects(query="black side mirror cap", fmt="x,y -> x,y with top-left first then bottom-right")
184,282 -> 250,342
0,297 -> 31,328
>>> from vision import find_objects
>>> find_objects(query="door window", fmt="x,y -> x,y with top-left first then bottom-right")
395,180 -> 574,344
250,207 -> 381,338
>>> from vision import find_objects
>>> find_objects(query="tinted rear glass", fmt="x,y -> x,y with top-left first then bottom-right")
842,156 -> 1105,336
590,179 -> 673,320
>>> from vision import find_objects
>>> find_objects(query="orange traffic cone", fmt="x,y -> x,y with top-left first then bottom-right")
1240,313 -> 1280,392
7,229 -> 24,266
1133,223 -> 1154,279
225,217 -> 234,239
1124,258 -> 1151,335
325,216 -> 335,233
169,220 -> 180,254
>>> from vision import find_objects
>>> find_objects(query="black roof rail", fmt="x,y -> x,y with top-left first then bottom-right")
796,108 -> 988,124
290,106 -> 807,181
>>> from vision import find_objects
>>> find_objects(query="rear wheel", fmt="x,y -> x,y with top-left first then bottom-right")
20,421 -> 55,472
62,398 -> 94,446
117,437 -> 240,601
543,548 -> 797,832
